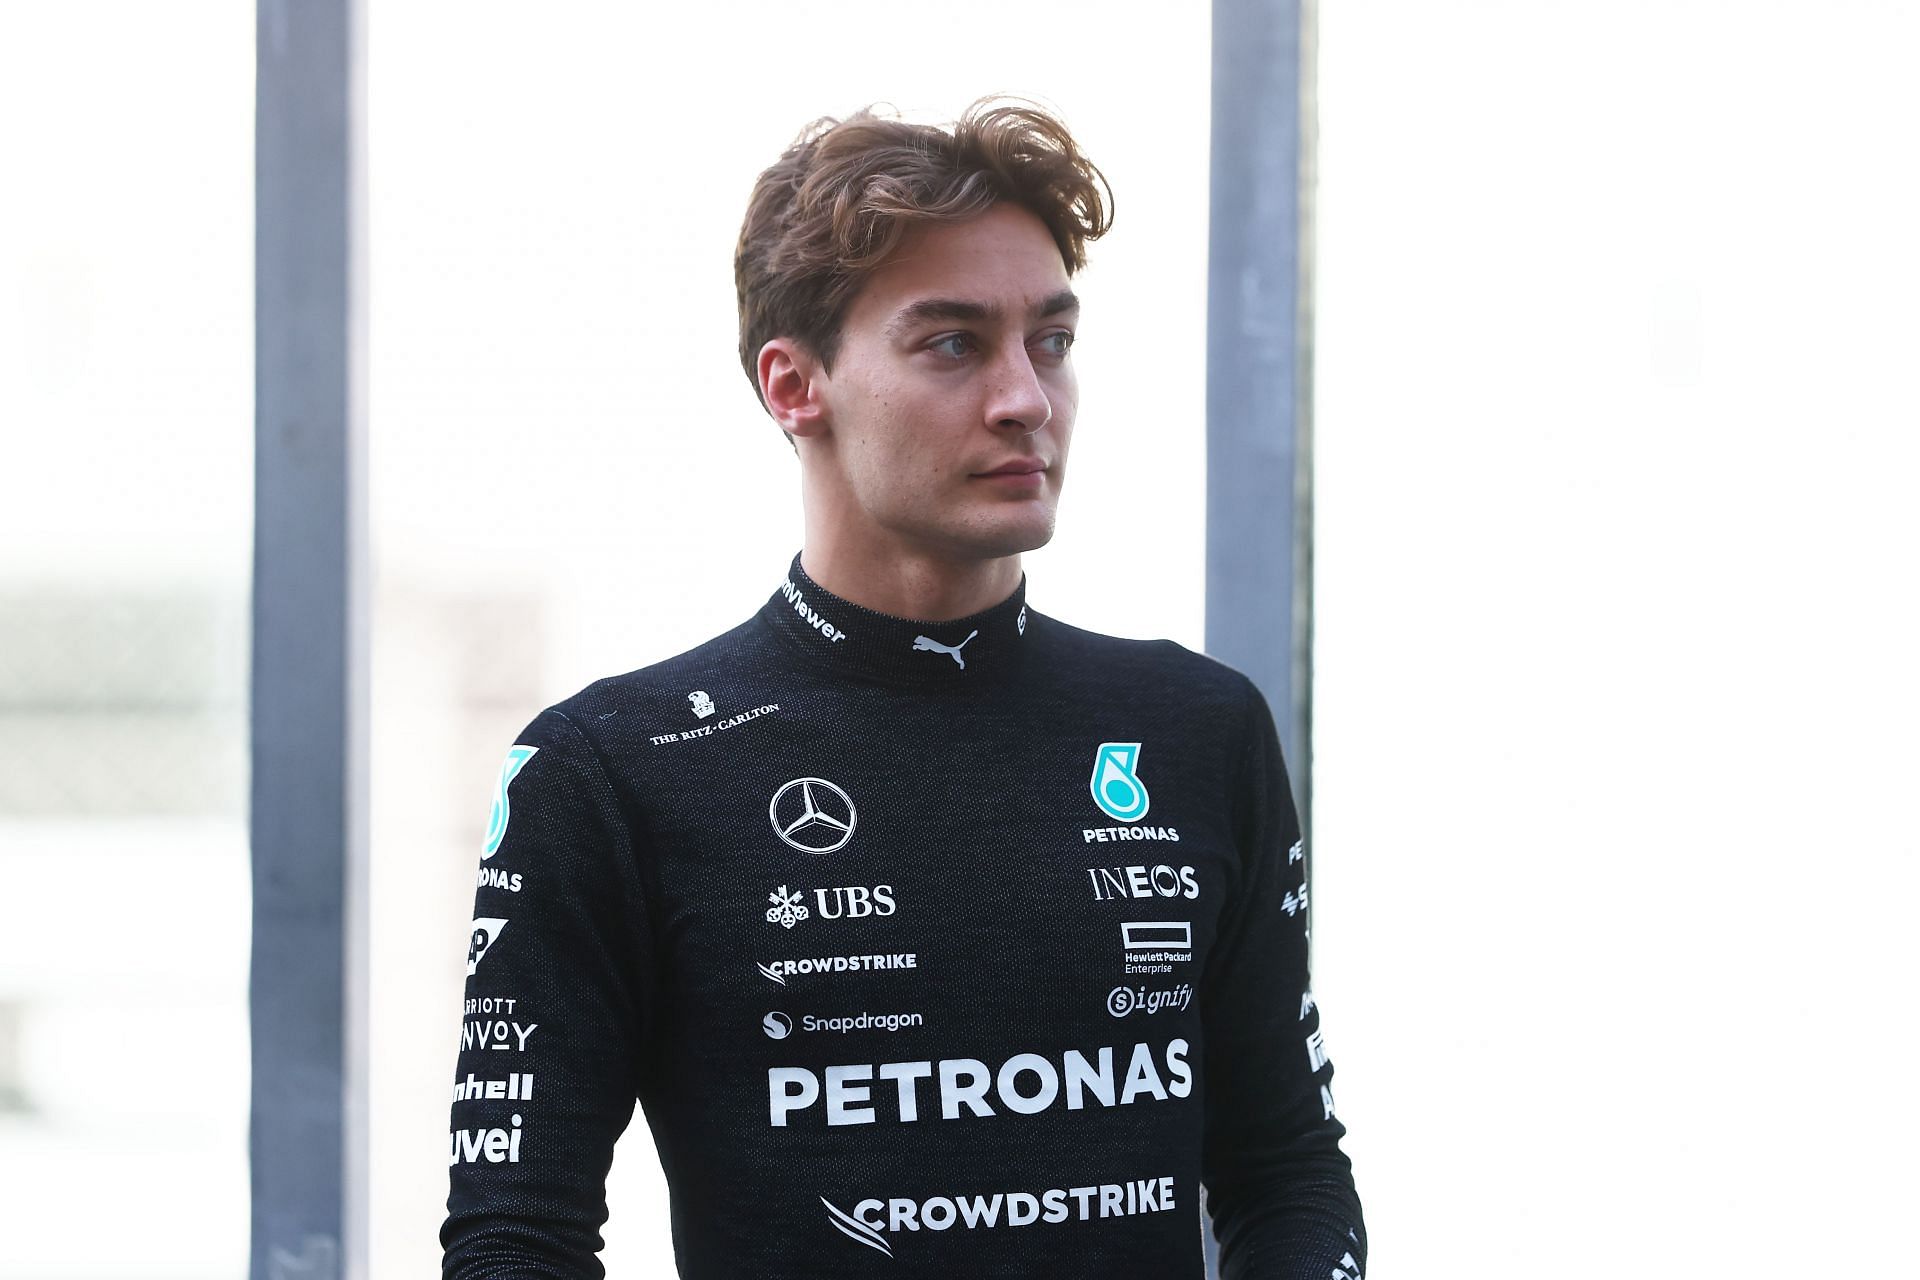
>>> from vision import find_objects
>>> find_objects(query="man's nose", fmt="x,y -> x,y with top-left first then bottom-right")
985,344 -> 1052,436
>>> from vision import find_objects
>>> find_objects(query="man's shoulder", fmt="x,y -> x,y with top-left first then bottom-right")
1034,611 -> 1257,708
528,613 -> 774,740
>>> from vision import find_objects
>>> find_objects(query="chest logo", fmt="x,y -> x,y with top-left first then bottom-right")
1089,742 -> 1151,822
769,776 -> 858,853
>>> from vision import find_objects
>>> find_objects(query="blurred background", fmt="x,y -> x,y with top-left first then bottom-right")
2,1 -> 1916,1277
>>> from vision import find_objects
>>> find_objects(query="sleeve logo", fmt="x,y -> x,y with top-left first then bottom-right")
481,745 -> 539,860
467,917 -> 508,975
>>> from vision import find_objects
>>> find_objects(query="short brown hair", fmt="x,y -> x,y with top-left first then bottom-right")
734,95 -> 1114,447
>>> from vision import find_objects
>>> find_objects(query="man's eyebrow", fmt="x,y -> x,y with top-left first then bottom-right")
885,288 -> 1081,339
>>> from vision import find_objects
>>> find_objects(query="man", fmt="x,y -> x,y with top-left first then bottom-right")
442,96 -> 1365,1279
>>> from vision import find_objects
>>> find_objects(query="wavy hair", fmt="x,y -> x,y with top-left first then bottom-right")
734,95 -> 1114,446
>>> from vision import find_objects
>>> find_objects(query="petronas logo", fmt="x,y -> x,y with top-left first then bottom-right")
482,745 -> 540,859
1089,742 -> 1151,822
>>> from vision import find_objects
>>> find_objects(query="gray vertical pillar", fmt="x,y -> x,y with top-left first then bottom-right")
1204,0 -> 1314,1273
1207,0 -> 1313,796
251,1 -> 368,1278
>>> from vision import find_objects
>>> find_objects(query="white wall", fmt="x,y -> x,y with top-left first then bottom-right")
1314,3 -> 1919,1273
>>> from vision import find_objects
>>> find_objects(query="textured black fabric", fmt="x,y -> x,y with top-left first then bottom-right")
442,551 -> 1366,1279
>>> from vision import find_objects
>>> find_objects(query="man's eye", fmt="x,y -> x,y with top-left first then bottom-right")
929,334 -> 975,359
1037,331 -> 1076,357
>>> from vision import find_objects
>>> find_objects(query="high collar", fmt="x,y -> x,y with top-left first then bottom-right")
756,550 -> 1032,687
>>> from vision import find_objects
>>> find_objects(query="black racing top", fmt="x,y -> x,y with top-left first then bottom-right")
441,550 -> 1365,1279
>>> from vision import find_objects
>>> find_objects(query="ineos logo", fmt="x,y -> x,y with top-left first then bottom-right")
769,777 -> 858,854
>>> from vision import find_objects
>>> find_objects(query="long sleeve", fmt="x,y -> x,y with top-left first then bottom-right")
441,707 -> 661,1279
1200,678 -> 1367,1279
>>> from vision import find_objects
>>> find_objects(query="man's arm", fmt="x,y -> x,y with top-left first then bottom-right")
1200,678 -> 1366,1279
441,707 -> 659,1280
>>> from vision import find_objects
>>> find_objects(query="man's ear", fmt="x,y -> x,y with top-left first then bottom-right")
758,338 -> 830,440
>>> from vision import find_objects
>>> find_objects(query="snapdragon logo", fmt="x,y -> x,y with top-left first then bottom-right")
770,1039 -> 1192,1128
821,1175 -> 1178,1258
765,1009 -> 923,1037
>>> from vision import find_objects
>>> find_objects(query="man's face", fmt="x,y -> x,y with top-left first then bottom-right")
808,201 -> 1078,562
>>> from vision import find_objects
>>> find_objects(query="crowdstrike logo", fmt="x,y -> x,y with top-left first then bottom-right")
481,745 -> 538,859
911,629 -> 977,668
823,1197 -> 894,1258
1089,742 -> 1151,822
769,777 -> 858,853
822,1175 -> 1179,1258
757,951 -> 919,986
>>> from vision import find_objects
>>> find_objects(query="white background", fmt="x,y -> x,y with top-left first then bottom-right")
1315,3 -> 1918,1273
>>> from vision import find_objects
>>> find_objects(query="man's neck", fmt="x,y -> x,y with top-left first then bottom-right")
798,537 -> 1022,623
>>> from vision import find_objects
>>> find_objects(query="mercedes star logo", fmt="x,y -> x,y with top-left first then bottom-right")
768,776 -> 858,854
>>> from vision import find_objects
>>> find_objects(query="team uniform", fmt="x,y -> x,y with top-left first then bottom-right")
442,551 -> 1365,1278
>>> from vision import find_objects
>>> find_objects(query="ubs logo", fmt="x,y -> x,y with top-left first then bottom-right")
769,777 -> 858,854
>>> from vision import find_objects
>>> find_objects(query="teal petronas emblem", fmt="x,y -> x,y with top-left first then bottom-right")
482,745 -> 540,859
1089,741 -> 1151,822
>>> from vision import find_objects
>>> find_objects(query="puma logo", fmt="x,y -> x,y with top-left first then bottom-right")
911,630 -> 979,669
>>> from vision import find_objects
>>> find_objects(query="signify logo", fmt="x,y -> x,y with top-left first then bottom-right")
822,1175 -> 1178,1258
449,1113 -> 523,1166
1106,984 -> 1193,1018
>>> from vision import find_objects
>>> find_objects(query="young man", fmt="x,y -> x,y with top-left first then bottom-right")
442,97 -> 1365,1279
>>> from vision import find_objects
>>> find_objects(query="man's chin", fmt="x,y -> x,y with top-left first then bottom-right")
961,511 -> 1058,559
